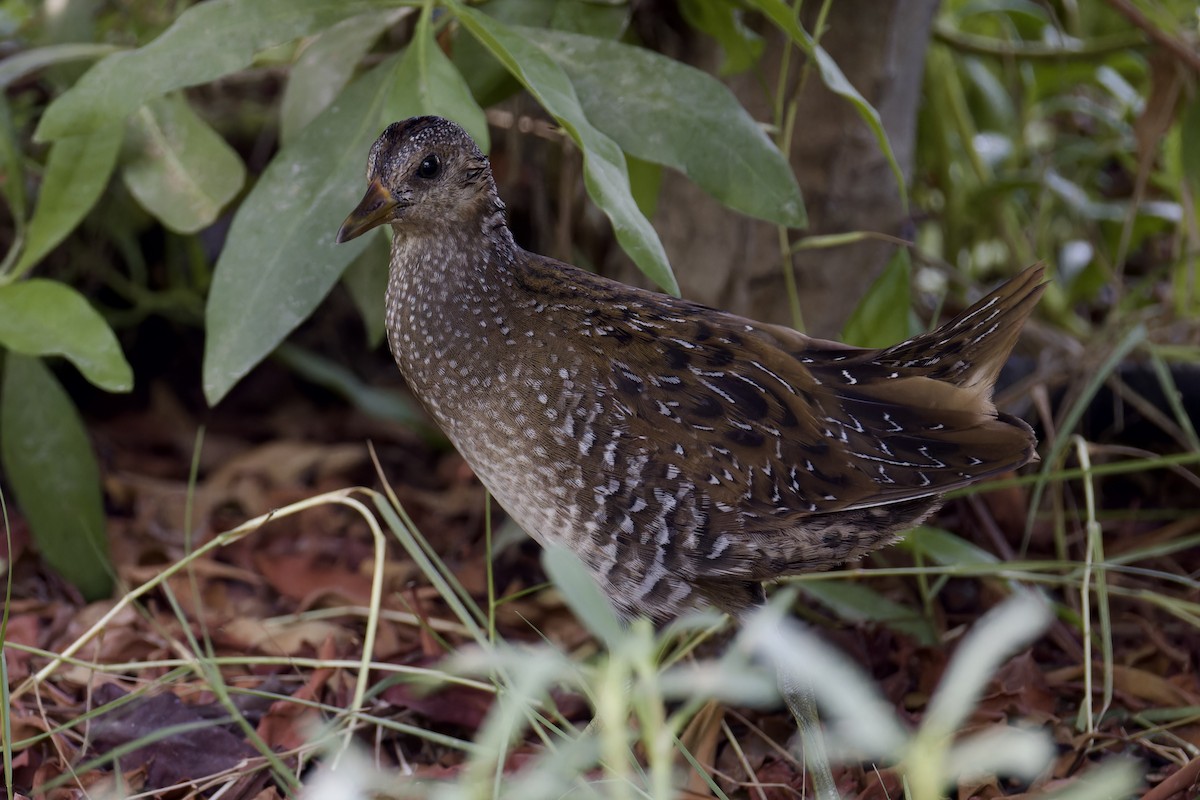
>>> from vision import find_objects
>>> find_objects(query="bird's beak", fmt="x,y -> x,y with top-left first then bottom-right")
336,178 -> 399,243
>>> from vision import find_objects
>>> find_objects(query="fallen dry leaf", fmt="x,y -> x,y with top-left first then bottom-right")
88,684 -> 258,791
219,616 -> 351,656
258,637 -> 339,751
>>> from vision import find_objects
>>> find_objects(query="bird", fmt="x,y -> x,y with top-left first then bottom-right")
336,116 -> 1045,627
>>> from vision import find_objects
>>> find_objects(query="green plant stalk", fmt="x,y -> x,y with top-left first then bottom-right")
902,731 -> 945,800
597,651 -> 636,800
932,24 -> 1145,60
1179,268 -> 1199,330
939,47 -> 1037,269
632,629 -> 673,800
770,15 -> 840,796
1105,373 -> 1200,453
1148,350 -> 1200,452
369,450 -> 497,641
1,487 -> 12,800
790,229 -> 923,254
0,640 -> 8,800
1073,436 -> 1114,734
912,538 -> 936,622
4,646 -> 492,701
949,450 -> 1200,497
485,497 -> 497,645
181,427 -> 215,655
778,178 -> 805,332
12,488 -> 386,712
772,1 -> 805,332
371,493 -> 489,641
158,583 -> 301,791
367,443 -> 489,639
1023,324 -> 1147,548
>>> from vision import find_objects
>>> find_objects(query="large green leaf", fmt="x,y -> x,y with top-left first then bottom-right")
902,525 -> 1000,567
0,280 -> 132,392
534,29 -> 804,228
745,0 -> 908,206
11,123 -> 123,279
34,0 -> 397,142
0,99 -> 26,244
547,0 -> 630,36
0,43 -> 121,90
840,249 -> 914,348
342,230 -> 390,347
386,5 -> 490,150
451,3 -> 678,295
451,0 -> 629,108
1,355 -> 112,599
280,9 -> 405,145
799,581 -> 937,645
1181,94 -> 1200,201
203,55 -> 402,405
121,95 -> 246,234
678,0 -> 764,76
542,545 -> 623,649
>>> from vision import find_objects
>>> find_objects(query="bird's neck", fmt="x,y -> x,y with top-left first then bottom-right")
384,219 -> 535,425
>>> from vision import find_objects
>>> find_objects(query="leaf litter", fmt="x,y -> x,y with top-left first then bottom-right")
4,347 -> 1200,799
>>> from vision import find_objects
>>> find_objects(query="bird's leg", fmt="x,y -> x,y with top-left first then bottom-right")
778,660 -> 839,800
725,589 -> 840,800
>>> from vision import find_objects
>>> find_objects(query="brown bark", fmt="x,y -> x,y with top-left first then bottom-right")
610,0 -> 939,337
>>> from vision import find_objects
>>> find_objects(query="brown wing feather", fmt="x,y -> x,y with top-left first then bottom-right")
606,266 -> 1043,581
516,256 -> 1043,586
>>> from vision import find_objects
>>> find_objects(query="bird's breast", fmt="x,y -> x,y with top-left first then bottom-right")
384,237 -> 606,548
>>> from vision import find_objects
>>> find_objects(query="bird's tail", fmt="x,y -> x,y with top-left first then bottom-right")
874,264 -> 1046,394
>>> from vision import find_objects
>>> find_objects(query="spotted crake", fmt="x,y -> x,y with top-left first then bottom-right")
337,116 -> 1044,624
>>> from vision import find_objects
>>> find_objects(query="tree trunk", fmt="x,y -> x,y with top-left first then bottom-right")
609,0 -> 939,338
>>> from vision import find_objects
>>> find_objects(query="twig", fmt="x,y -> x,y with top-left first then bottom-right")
1105,0 -> 1200,74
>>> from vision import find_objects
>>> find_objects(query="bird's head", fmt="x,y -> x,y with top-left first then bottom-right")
336,116 -> 499,243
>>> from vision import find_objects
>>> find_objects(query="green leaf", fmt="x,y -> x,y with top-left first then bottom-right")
626,155 -> 662,220
533,29 -> 804,228
742,597 -> 908,756
386,5 -> 490,151
1,354 -> 112,599
203,54 -> 402,405
0,98 -> 26,237
341,230 -> 390,347
280,9 -> 402,145
547,0 -> 630,37
962,57 -> 1016,131
923,592 -> 1050,735
1025,761 -> 1141,800
34,0 -> 398,142
451,4 -> 678,295
1181,94 -> 1200,201
902,525 -> 1000,566
451,0 -> 629,108
0,43 -> 121,90
541,544 -> 623,649
745,0 -> 908,206
11,124 -> 123,278
120,94 -> 246,234
798,580 -> 937,645
0,280 -> 132,392
840,248 -> 913,348
275,343 -> 429,431
679,0 -> 764,76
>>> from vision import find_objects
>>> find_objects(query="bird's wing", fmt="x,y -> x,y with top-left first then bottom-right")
518,256 -> 1040,584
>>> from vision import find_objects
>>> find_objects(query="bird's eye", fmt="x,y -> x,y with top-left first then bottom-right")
416,155 -> 440,179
